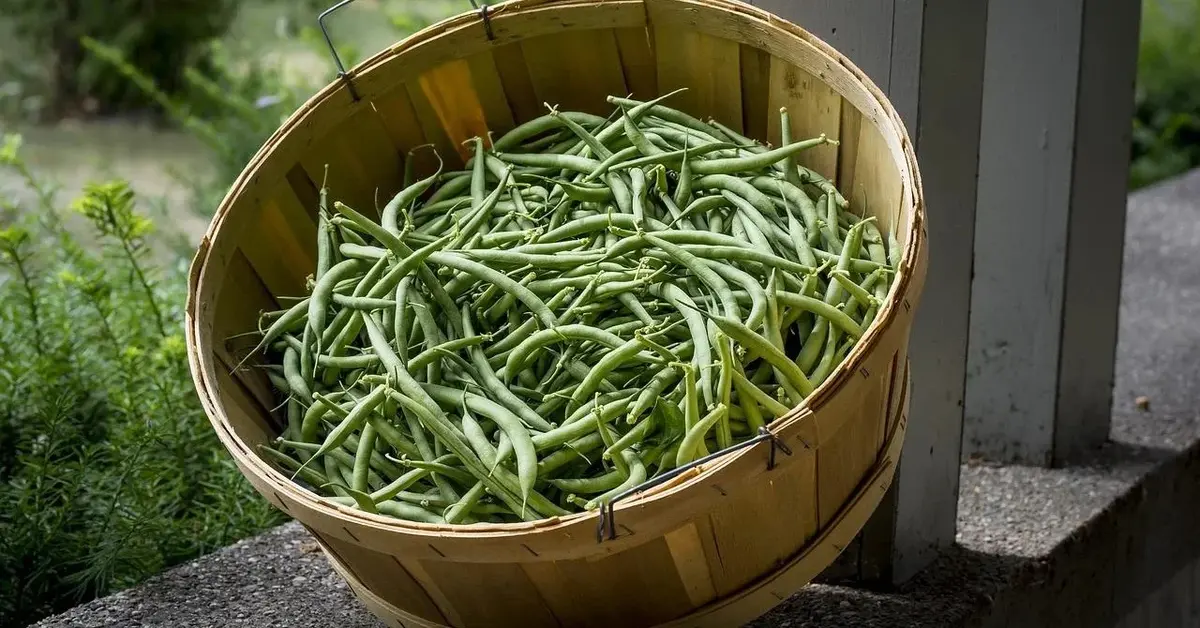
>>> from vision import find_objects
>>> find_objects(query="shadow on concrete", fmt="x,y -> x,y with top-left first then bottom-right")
1055,438 -> 1177,477
750,546 -> 1027,628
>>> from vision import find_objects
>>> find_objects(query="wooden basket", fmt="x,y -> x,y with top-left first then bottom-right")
185,0 -> 928,626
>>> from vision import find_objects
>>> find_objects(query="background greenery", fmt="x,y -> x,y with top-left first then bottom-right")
0,3 -> 457,626
0,0 -> 1196,626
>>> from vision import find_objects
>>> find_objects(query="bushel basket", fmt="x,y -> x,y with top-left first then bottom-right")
185,0 -> 928,626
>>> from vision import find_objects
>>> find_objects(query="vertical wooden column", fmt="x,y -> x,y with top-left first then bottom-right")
751,0 -> 987,584
964,0 -> 1140,465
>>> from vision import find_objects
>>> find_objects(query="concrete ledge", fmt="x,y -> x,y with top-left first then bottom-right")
35,172 -> 1200,628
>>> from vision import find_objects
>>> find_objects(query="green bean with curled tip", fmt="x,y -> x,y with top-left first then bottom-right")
492,111 -> 609,152
382,151 -> 442,235
690,135 -> 834,176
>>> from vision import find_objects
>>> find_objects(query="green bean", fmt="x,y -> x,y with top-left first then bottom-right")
294,384 -> 387,477
778,107 -> 804,189
532,393 -> 631,451
419,382 -> 540,498
550,468 -> 626,494
640,233 -> 740,320
585,449 -> 646,509
493,111 -> 608,151
608,95 -> 722,141
258,444 -> 329,489
798,218 -> 872,371
676,403 -> 728,467
505,325 -> 627,376
282,346 -> 311,402
494,151 -> 602,174
461,307 -> 554,432
382,151 -> 442,235
581,145 -> 642,182
331,294 -> 396,310
460,168 -> 515,246
699,308 -> 814,402
352,423 -> 378,492
407,334 -> 491,373
307,258 -> 364,345
692,135 -> 832,176
383,387 -> 548,518
426,171 -> 473,206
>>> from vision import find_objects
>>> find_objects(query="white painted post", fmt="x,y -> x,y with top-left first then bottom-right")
751,0 -> 987,584
964,0 -> 1140,465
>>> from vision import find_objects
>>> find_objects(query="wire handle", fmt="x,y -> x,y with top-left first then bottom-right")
595,426 -> 794,543
319,0 -> 496,101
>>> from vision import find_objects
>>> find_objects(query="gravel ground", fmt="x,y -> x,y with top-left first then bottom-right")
34,172 -> 1200,627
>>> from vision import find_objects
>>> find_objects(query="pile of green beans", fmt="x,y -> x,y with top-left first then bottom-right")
248,89 -> 899,525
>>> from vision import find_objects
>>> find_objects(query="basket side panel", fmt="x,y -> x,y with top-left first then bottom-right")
766,59 -> 842,182
738,43 -> 771,142
420,555 -> 561,627
372,86 -> 443,177
491,42 -> 542,124
846,111 -> 904,238
465,51 -> 518,140
816,361 -> 887,527
414,59 -> 492,162
700,443 -> 819,596
214,363 -> 279,449
314,531 -> 451,625
537,536 -> 698,627
406,77 -> 469,170
239,179 -> 317,299
212,250 -> 279,416
298,106 -> 403,219
654,26 -> 743,131
521,30 -> 629,115
614,26 -> 659,99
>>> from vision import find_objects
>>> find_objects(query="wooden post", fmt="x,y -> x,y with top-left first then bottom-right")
964,0 -> 1140,465
750,0 -> 987,584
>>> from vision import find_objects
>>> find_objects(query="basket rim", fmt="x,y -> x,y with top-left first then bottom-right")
186,0 -> 927,540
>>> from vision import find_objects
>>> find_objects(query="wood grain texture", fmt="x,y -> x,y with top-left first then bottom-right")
466,51 -> 518,142
615,27 -> 658,99
421,560 -> 559,627
521,29 -> 629,115
768,59 -> 842,180
317,533 -> 449,625
239,179 -> 316,299
654,25 -> 743,130
415,60 -> 491,162
739,43 -> 772,143
299,103 -> 402,218
491,42 -> 542,125
212,250 -> 278,416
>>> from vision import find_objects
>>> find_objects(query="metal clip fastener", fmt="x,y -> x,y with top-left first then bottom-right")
595,426 -> 793,542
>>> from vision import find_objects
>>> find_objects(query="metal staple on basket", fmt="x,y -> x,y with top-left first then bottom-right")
595,426 -> 794,543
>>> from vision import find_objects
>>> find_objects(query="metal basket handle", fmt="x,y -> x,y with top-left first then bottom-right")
319,0 -> 495,102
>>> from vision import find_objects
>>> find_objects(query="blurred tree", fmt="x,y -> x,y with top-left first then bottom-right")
1,0 -> 237,119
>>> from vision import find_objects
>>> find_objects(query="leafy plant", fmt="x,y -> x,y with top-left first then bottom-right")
1130,0 -> 1200,189
0,136 -> 286,628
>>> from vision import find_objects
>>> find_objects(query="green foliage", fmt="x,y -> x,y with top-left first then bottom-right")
81,31 -> 325,222
0,0 -> 237,118
0,136 -> 285,628
1131,0 -> 1200,189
